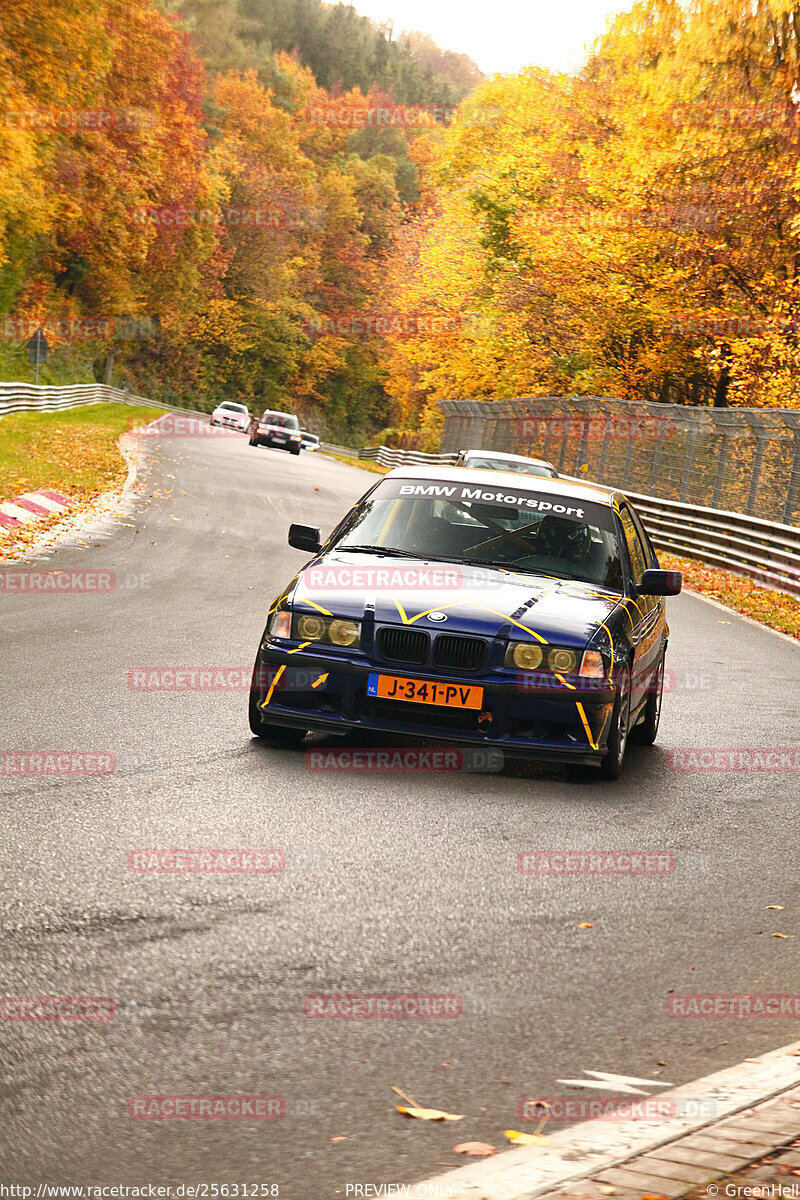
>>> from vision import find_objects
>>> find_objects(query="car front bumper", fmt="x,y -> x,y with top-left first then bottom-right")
251,643 -> 617,766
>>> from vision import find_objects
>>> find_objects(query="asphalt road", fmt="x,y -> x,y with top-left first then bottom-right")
2,429 -> 800,1197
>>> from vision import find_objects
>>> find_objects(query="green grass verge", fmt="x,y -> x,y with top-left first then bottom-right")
0,403 -> 166,499
321,451 -> 389,475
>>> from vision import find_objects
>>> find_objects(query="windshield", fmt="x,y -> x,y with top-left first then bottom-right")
261,412 -> 299,429
468,456 -> 555,477
218,402 -> 247,413
333,478 -> 623,587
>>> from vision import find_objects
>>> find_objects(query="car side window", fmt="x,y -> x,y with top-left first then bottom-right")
618,506 -> 647,586
629,505 -> 657,567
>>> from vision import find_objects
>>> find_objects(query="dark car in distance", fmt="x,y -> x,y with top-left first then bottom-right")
248,410 -> 302,454
249,467 -> 682,779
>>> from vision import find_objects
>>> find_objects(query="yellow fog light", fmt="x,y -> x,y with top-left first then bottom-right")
510,643 -> 543,670
328,619 -> 360,647
296,614 -> 327,640
548,648 -> 577,673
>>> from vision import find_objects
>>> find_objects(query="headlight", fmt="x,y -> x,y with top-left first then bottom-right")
269,610 -> 292,639
296,614 -> 327,640
292,613 -> 361,648
505,642 -> 543,670
328,619 -> 360,646
548,648 -> 577,673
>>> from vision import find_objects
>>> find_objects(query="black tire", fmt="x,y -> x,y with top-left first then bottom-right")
249,668 -> 307,746
248,435 -> 257,446
598,664 -> 631,780
631,651 -> 665,746
291,446 -> 300,456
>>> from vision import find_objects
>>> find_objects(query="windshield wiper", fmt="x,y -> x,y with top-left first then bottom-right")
336,544 -> 421,560
460,558 -> 584,582
337,544 -> 464,564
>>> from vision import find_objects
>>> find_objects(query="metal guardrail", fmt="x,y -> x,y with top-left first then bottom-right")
360,445 -> 459,468
320,443 -> 459,467
0,382 -> 206,419
321,442 -> 800,598
625,491 -> 800,598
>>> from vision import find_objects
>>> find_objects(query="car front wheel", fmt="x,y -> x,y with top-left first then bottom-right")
598,664 -> 631,780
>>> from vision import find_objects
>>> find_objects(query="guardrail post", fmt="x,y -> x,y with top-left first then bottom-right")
679,427 -> 699,501
746,431 -> 769,516
711,433 -> 731,509
783,417 -> 800,525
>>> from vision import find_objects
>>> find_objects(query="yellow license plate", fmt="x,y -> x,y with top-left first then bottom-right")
367,673 -> 483,709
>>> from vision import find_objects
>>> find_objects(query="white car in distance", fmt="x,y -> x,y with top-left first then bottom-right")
209,401 -> 251,432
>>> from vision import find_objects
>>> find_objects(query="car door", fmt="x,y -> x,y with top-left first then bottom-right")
617,503 -> 661,714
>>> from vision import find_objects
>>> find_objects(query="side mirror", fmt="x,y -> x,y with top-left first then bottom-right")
288,523 -> 321,553
637,568 -> 682,596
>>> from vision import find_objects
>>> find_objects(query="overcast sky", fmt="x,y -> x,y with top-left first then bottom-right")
353,0 -> 628,75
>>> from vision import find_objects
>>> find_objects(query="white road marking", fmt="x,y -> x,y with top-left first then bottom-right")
555,1070 -> 674,1094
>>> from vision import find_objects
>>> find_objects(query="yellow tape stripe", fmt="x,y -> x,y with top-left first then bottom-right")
305,600 -> 333,616
312,673 -> 329,689
287,642 -> 311,654
575,701 -> 598,750
555,673 -> 576,691
260,665 -> 285,708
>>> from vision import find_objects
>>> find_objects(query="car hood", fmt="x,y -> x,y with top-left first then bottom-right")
291,552 -> 621,648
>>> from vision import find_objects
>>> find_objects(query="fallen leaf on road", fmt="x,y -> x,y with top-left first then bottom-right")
598,1188 -> 617,1196
397,1106 -> 464,1121
744,1058 -> 762,1063
577,923 -> 593,929
504,1129 -> 549,1146
392,1085 -> 464,1122
331,1136 -> 347,1142
773,932 -> 792,938
453,1142 -> 496,1157
766,905 -> 786,910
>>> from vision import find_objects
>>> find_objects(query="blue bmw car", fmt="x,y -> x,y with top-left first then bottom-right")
249,467 -> 682,778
